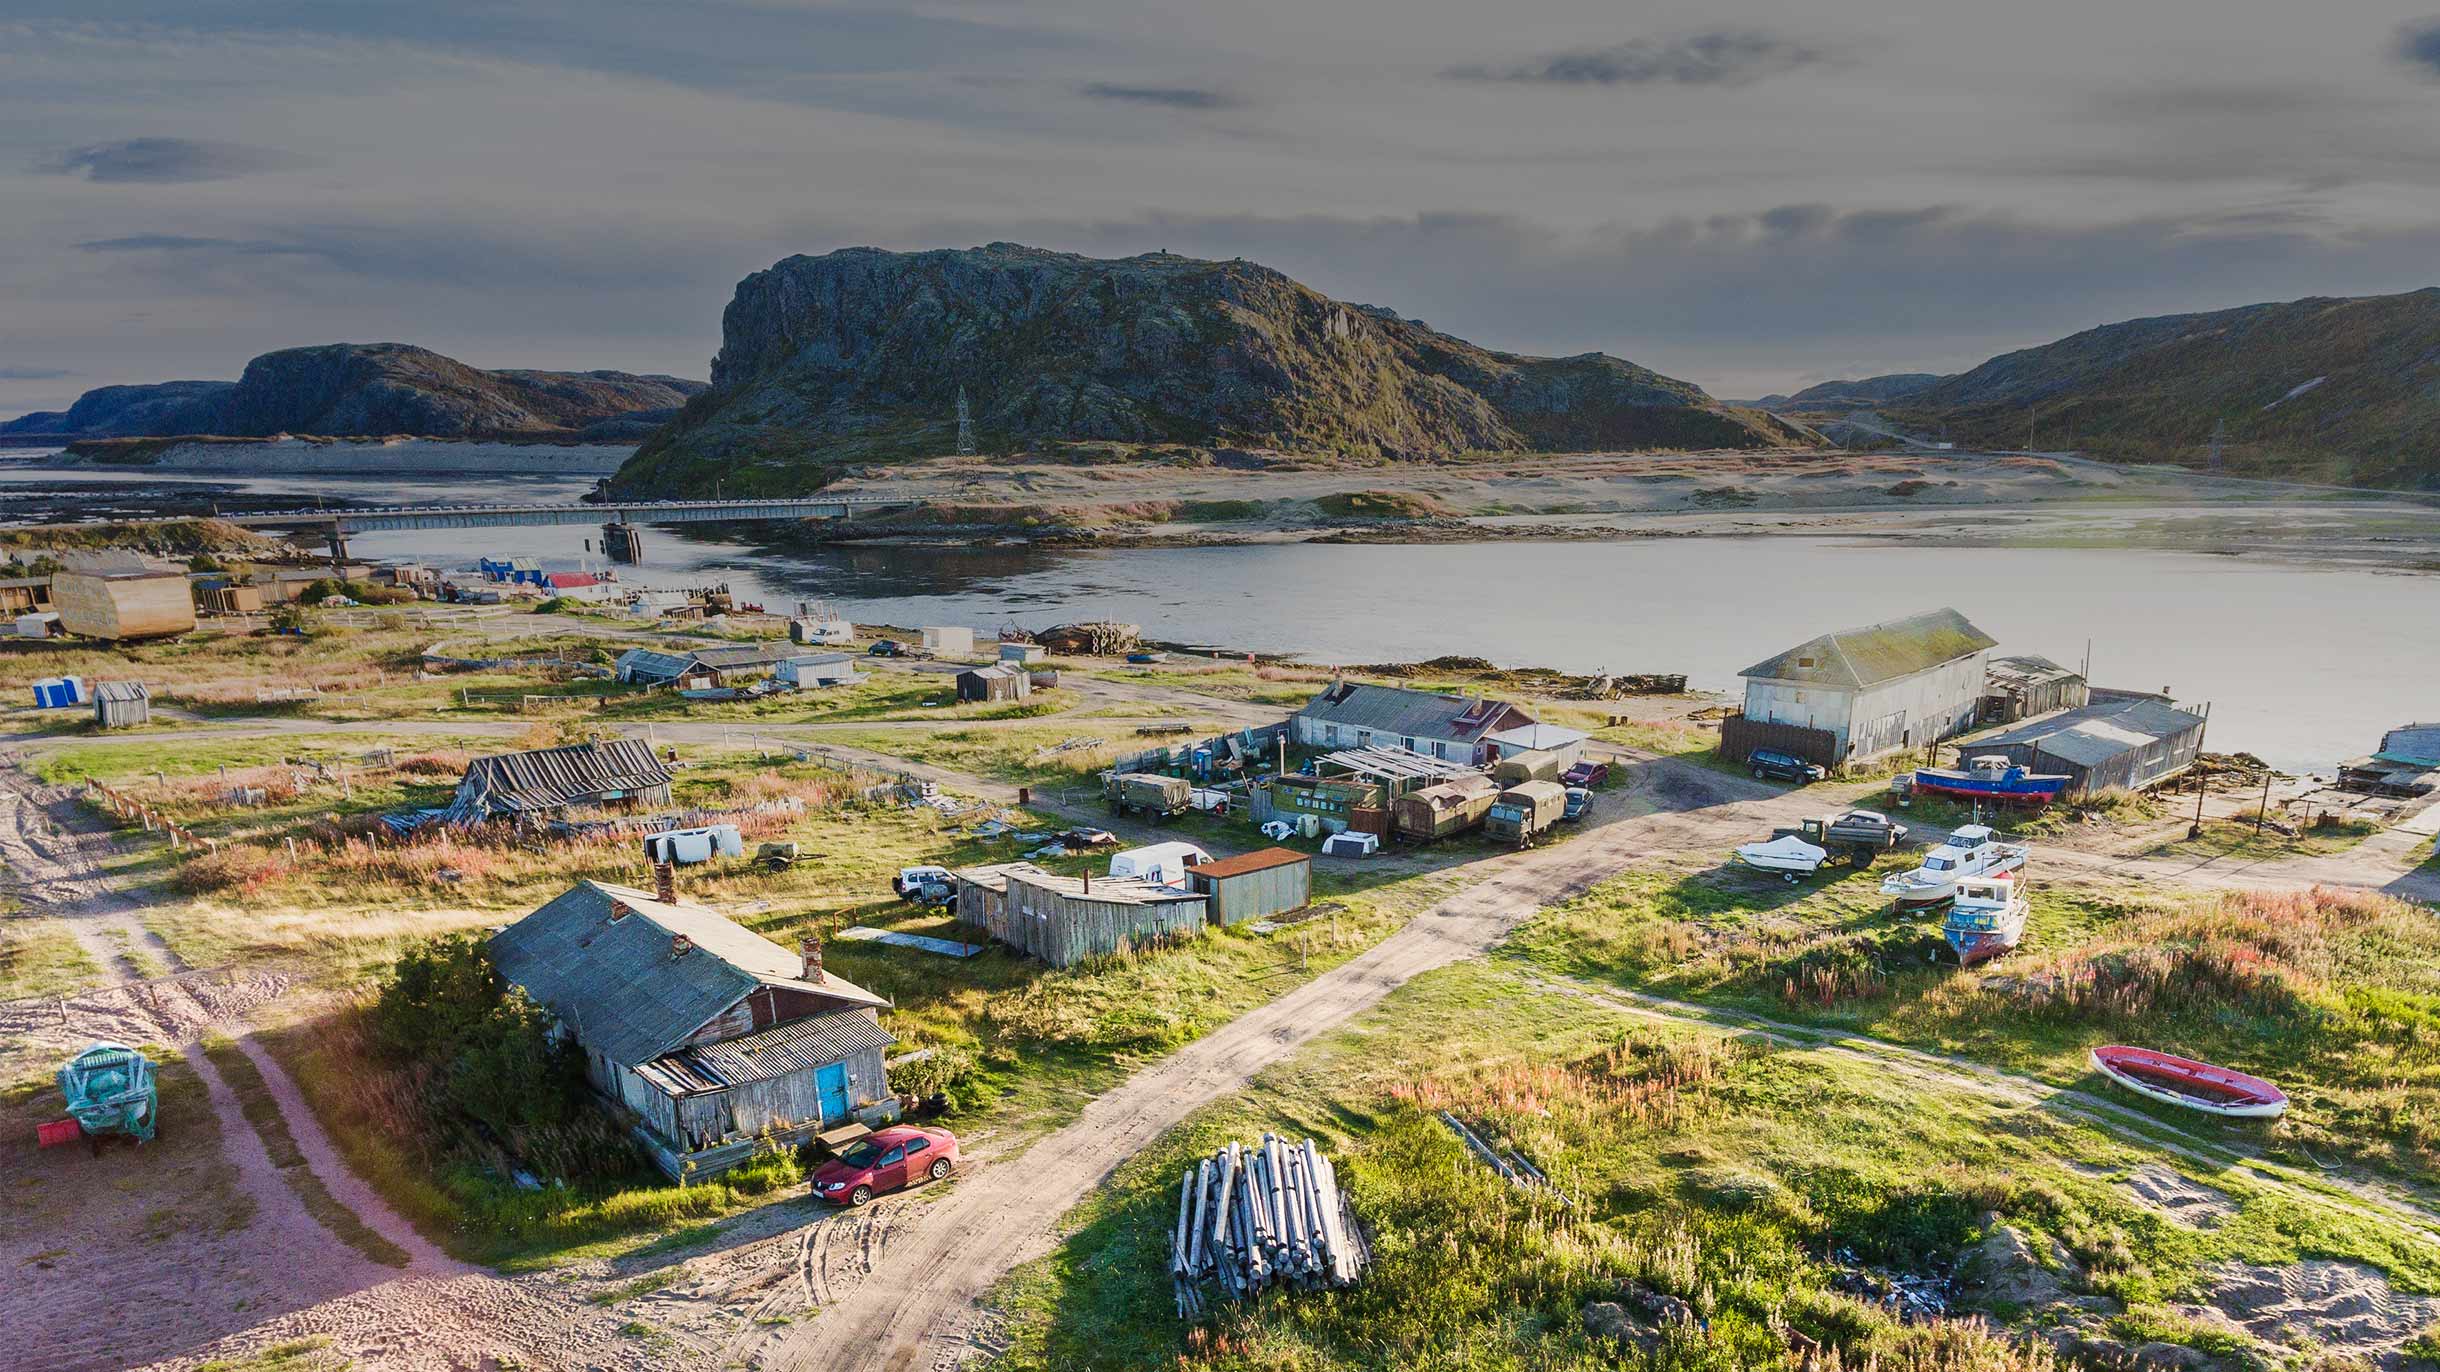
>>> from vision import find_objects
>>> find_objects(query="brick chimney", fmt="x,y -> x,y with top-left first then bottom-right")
800,936 -> 825,984
653,860 -> 676,904
609,900 -> 631,921
670,933 -> 693,959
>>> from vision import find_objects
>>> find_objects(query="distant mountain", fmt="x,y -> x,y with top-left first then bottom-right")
1,343 -> 705,441
1749,374 -> 1945,411
615,243 -> 1812,495
1885,290 -> 2440,489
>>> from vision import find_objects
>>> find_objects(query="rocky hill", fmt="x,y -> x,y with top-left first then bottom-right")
1884,290 -> 2440,489
615,244 -> 1809,495
1749,374 -> 1944,410
2,343 -> 704,440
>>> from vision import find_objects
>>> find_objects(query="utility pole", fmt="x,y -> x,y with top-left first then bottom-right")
956,386 -> 976,456
2207,419 -> 2226,475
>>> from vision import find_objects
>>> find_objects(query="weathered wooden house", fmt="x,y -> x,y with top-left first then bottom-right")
0,576 -> 55,616
1186,848 -> 1311,926
1731,608 -> 1997,766
51,564 -> 195,641
490,877 -> 896,1178
952,862 -> 1208,966
2338,723 -> 2440,797
444,738 -> 674,824
1292,683 -> 1534,765
92,680 -> 151,730
1973,696 -> 2208,797
1980,655 -> 2089,723
956,663 -> 1031,703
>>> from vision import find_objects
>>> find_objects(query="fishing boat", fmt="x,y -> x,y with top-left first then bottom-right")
1735,834 -> 1827,881
1881,824 -> 2029,910
1911,755 -> 2071,805
2089,1046 -> 2288,1119
1940,874 -> 2027,964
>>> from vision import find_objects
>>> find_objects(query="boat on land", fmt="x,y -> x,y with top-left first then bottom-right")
1735,833 -> 1828,880
1940,874 -> 2027,964
1881,824 -> 2029,909
1912,755 -> 2071,805
2089,1046 -> 2288,1119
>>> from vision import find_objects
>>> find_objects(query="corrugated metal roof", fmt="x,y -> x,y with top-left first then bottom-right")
954,861 -> 1207,908
1293,683 -> 1530,741
2377,723 -> 2440,767
490,880 -> 885,1067
448,738 -> 672,820
1741,608 -> 1996,690
93,680 -> 148,703
1191,847 -> 1310,880
615,648 -> 697,682
1979,697 -> 2206,768
1484,723 -> 1589,751
633,1011 -> 894,1096
690,642 -> 799,671
1985,655 -> 2080,689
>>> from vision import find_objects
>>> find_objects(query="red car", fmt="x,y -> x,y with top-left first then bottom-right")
811,1125 -> 960,1206
1562,760 -> 1611,789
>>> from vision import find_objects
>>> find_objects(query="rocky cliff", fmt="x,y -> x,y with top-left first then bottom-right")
615,244 -> 1809,495
1,343 -> 704,440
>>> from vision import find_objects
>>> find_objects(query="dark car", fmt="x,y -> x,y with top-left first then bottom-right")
1748,748 -> 1828,784
1561,786 -> 1594,821
811,1125 -> 961,1206
867,640 -> 907,657
1561,760 -> 1611,789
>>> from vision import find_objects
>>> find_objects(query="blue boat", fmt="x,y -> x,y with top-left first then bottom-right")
1941,875 -> 2028,965
1911,754 -> 2070,805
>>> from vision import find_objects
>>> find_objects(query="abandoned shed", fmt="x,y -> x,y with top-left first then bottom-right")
491,878 -> 896,1178
689,642 -> 801,676
1980,655 -> 2089,723
614,648 -> 700,687
1186,848 -> 1312,926
445,738 -> 674,824
92,680 -> 150,729
1254,773 -> 1383,836
775,653 -> 861,689
2339,723 -> 2440,797
1732,607 -> 1997,766
956,663 -> 1032,703
50,562 -> 195,641
952,861 -> 1208,966
1973,696 -> 2208,797
1292,682 -> 1535,764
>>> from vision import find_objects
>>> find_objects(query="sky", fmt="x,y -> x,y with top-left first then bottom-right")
8,0 -> 2440,417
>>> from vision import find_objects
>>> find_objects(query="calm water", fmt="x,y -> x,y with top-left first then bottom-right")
1,456 -> 2430,771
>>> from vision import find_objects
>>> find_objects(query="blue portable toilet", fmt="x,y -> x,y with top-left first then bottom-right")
31,676 -> 84,709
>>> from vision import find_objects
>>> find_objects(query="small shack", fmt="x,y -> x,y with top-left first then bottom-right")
51,564 -> 195,641
997,641 -> 1046,665
197,584 -> 265,615
790,615 -> 853,645
922,626 -> 977,657
446,738 -> 675,824
952,861 -> 1208,966
1981,656 -> 2090,723
956,663 -> 1032,704
1186,848 -> 1312,926
775,653 -> 862,689
92,680 -> 151,729
2338,723 -> 2440,797
614,648 -> 700,687
1972,697 -> 2208,797
1482,722 -> 1590,770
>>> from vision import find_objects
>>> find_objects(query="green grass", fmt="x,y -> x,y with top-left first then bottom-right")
2141,813 -> 2382,861
0,915 -> 105,1000
195,1335 -> 350,1372
990,961 -> 2440,1372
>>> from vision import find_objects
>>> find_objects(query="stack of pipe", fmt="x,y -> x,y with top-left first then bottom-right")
1171,1133 -> 1370,1316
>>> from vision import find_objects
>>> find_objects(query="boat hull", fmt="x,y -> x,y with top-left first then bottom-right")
1911,773 -> 2069,804
1943,919 -> 2023,965
2090,1046 -> 2288,1119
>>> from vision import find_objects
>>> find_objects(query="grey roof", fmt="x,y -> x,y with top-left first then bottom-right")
2377,724 -> 2440,766
632,1011 -> 894,1096
1294,682 -> 1530,740
958,663 -> 1023,681
954,861 -> 1207,908
1484,722 -> 1590,751
689,642 -> 798,671
1742,608 -> 1996,690
93,680 -> 149,703
448,738 -> 672,821
1985,655 -> 2080,689
490,880 -> 886,1067
1978,697 -> 2207,768
616,648 -> 698,682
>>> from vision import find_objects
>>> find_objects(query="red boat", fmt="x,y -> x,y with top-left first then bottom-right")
2089,1046 -> 2288,1119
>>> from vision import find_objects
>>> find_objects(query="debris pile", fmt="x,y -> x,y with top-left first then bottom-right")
1169,1135 -> 1370,1317
1034,621 -> 1142,656
1438,1112 -> 1569,1204
1827,1246 -> 1954,1323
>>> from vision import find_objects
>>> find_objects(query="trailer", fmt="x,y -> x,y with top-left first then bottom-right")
1484,781 -> 1568,847
1390,773 -> 1501,843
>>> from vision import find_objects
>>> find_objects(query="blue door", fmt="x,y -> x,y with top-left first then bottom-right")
815,1063 -> 850,1123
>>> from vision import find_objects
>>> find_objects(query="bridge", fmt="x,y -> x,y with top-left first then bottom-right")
217,494 -> 919,534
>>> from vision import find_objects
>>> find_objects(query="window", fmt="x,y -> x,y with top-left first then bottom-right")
880,1145 -> 907,1166
905,1137 -> 930,1155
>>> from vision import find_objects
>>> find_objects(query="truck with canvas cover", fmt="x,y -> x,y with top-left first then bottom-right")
1484,781 -> 1568,846
1391,773 -> 1501,843
1105,771 -> 1192,820
1491,750 -> 1561,785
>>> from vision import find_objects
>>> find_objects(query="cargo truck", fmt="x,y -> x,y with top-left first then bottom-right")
1484,780 -> 1569,846
1769,810 -> 1909,867
1391,773 -> 1501,843
1492,750 -> 1563,785
1104,771 -> 1193,821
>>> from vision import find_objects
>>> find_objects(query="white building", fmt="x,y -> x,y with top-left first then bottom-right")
1738,608 -> 1997,763
921,626 -> 976,657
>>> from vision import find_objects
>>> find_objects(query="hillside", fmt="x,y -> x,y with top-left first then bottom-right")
1749,373 -> 1943,410
1884,290 -> 2440,488
1,343 -> 705,441
614,244 -> 1810,495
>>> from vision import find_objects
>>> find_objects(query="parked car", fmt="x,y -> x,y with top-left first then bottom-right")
867,639 -> 909,657
1561,760 -> 1611,789
893,865 -> 955,905
1561,786 -> 1594,821
812,1125 -> 961,1206
1748,748 -> 1828,784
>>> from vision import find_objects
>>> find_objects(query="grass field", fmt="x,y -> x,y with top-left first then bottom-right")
989,960 -> 2440,1372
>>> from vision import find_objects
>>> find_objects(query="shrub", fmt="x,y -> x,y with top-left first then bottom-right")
533,597 -> 577,615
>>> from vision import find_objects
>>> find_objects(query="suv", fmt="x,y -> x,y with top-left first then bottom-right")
1748,748 -> 1827,784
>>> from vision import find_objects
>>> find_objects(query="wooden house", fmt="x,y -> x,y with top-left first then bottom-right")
952,862 -> 1208,966
92,680 -> 151,730
956,663 -> 1031,703
1292,683 -> 1533,765
1186,848 -> 1311,926
1733,608 -> 1996,765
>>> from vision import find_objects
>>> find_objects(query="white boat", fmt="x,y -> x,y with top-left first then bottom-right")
1736,834 -> 1828,881
1881,824 -> 2028,909
1941,874 -> 2028,965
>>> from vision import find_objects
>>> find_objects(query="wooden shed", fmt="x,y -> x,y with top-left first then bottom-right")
92,680 -> 150,730
1186,848 -> 1312,926
51,567 -> 195,641
953,861 -> 1208,966
198,584 -> 265,615
444,738 -> 674,824
956,663 -> 1032,704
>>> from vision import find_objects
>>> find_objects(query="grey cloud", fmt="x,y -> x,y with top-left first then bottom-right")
0,367 -> 73,380
1079,82 -> 1241,110
1446,30 -> 1823,88
2397,19 -> 2440,75
78,234 -> 318,255
45,137 -> 296,183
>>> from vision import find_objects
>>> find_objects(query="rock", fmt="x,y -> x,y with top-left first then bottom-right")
1963,1225 -> 2078,1310
2131,1341 -> 2216,1371
615,243 -> 1814,495
1582,1285 -> 1695,1353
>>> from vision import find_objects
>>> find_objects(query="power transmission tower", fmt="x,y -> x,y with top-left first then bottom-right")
955,386 -> 976,456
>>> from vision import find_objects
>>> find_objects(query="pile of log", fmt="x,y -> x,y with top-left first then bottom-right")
1034,621 -> 1142,655
1169,1135 -> 1369,1317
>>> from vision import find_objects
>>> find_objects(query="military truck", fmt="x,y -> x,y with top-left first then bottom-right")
1484,780 -> 1569,846
1391,773 -> 1501,843
1104,771 -> 1193,821
1492,749 -> 1563,785
1770,810 -> 1908,867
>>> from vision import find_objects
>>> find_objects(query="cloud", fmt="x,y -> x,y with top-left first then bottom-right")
2398,19 -> 2440,75
1078,82 -> 1241,110
1446,30 -> 1824,88
44,137 -> 297,183
0,366 -> 73,381
77,234 -> 318,256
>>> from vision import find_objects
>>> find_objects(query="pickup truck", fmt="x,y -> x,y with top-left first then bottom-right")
1771,810 -> 1908,867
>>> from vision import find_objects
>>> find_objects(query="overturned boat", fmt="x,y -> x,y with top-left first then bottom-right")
1881,824 -> 2029,910
1912,755 -> 2070,805
1940,874 -> 2027,965
2090,1046 -> 2288,1119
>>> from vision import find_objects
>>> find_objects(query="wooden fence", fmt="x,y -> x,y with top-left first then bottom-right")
84,780 -> 214,852
1716,713 -> 1840,770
